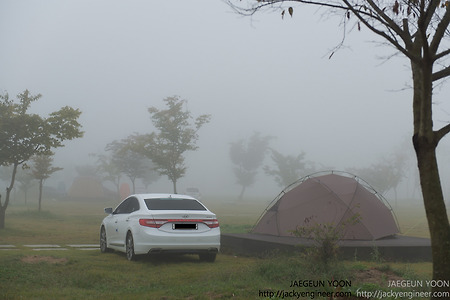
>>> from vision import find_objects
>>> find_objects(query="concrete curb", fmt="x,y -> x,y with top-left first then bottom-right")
0,244 -> 99,251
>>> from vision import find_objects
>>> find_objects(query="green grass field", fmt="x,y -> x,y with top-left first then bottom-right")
0,196 -> 433,299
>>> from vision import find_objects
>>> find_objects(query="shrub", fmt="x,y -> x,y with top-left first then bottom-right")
292,213 -> 361,267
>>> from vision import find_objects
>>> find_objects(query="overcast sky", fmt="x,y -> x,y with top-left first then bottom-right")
2,0 -> 450,199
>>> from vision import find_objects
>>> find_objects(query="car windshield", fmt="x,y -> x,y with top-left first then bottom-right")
144,198 -> 206,211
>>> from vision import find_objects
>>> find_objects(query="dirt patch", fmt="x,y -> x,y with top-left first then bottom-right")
21,255 -> 68,264
333,268 -> 405,299
354,267 -> 403,285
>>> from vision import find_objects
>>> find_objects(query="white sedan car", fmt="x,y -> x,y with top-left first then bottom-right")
100,193 -> 220,262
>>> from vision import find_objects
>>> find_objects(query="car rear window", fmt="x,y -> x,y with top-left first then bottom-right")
144,198 -> 206,210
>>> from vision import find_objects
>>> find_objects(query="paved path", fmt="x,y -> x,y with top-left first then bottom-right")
0,244 -> 99,251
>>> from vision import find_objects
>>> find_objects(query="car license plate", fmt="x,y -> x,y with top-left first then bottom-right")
173,223 -> 197,230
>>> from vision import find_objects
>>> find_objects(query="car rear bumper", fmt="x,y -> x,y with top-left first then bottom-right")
147,247 -> 219,255
133,228 -> 221,255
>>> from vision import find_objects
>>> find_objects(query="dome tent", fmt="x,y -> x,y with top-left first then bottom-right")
252,171 -> 399,240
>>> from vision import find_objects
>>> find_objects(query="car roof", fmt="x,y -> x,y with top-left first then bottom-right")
131,193 -> 197,201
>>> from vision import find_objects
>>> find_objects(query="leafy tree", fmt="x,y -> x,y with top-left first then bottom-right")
14,168 -> 35,205
137,96 -> 210,193
141,166 -> 160,191
30,154 -> 62,212
0,90 -> 83,228
349,152 -> 406,198
94,153 -> 122,200
230,132 -> 272,200
106,135 -> 158,194
264,149 -> 316,187
227,0 -> 450,290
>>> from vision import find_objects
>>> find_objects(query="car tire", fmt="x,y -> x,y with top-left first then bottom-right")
126,232 -> 137,261
100,226 -> 112,253
199,252 -> 216,262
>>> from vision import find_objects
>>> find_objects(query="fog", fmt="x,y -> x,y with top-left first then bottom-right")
2,0 -> 450,201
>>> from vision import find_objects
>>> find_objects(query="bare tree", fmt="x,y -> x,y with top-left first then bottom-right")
227,0 -> 450,292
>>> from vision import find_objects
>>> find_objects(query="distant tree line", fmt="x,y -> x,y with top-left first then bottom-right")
229,132 -> 408,201
229,131 -> 317,200
0,90 -> 409,213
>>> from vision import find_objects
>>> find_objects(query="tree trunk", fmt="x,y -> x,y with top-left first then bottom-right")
238,185 -> 246,201
0,205 -> 6,229
38,179 -> 43,212
172,180 -> 177,194
411,56 -> 450,297
0,163 -> 18,229
115,181 -> 121,201
414,137 -> 450,296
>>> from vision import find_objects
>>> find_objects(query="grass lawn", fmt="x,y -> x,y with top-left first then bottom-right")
0,197 -> 433,299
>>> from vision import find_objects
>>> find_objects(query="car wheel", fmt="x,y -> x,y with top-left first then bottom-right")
126,232 -> 137,261
199,252 -> 216,262
100,226 -> 111,253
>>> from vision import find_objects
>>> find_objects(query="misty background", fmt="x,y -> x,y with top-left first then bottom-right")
2,0 -> 450,203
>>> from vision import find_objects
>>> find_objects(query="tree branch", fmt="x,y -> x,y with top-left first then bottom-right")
435,123 -> 450,145
432,65 -> 450,81
260,0 -> 348,11
435,47 -> 450,61
226,0 -> 420,62
422,0 -> 441,30
430,6 -> 450,57
364,0 -> 404,36
224,0 -> 349,16
344,0 -> 416,61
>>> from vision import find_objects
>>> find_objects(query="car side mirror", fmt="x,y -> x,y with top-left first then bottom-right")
104,207 -> 113,214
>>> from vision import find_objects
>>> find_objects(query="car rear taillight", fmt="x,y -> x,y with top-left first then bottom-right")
203,219 -> 220,228
139,219 -> 167,228
139,218 -> 219,229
